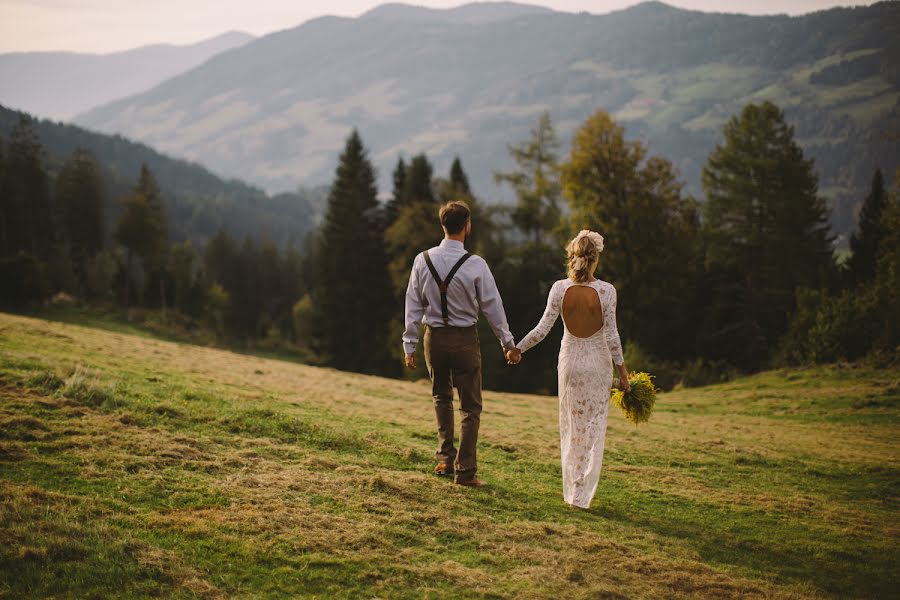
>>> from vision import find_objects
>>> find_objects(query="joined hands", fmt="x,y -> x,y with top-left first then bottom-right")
505,347 -> 522,365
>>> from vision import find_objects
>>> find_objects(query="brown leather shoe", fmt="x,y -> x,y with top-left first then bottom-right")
455,477 -> 486,487
433,463 -> 454,476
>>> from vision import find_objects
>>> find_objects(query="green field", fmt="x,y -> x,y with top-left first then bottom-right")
1,313 -> 897,598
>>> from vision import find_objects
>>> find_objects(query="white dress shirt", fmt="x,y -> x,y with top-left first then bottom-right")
403,239 -> 515,354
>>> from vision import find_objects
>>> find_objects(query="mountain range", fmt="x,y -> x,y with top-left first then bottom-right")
0,31 -> 254,121
71,1 -> 900,239
8,1 -> 899,241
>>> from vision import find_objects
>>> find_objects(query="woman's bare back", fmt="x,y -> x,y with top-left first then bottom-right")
561,282 -> 604,338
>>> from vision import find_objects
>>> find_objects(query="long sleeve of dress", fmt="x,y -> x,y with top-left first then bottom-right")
603,283 -> 625,366
516,281 -> 561,353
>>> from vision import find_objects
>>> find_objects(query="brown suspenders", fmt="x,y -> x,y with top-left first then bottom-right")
423,250 -> 472,326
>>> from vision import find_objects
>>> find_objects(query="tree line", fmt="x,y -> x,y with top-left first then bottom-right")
0,116 -> 312,353
0,105 -> 325,252
1,101 -> 896,391
306,102 -> 898,391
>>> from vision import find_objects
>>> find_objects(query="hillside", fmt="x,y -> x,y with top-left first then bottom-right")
1,312 -> 897,598
0,105 -> 326,248
74,1 -> 900,238
0,31 -> 254,122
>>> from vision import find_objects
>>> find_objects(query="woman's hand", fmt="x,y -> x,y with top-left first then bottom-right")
618,364 -> 630,392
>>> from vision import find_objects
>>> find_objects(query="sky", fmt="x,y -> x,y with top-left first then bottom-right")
0,0 -> 877,54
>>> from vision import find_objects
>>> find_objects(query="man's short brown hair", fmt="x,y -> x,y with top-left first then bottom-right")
439,200 -> 471,235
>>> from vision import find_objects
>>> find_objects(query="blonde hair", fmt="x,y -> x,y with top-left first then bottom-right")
566,230 -> 604,283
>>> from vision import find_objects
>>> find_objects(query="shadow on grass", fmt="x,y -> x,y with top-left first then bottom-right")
588,483 -> 896,598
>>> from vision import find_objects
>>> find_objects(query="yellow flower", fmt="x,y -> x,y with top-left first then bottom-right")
611,371 -> 657,425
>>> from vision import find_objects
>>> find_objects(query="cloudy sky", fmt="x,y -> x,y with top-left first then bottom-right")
0,0 -> 876,54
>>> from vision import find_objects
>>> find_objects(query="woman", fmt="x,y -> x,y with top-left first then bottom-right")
509,230 -> 628,509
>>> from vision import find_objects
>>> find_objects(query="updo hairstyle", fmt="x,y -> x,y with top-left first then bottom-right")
566,230 -> 604,283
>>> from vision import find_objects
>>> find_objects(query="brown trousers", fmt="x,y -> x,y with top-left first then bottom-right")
423,324 -> 482,481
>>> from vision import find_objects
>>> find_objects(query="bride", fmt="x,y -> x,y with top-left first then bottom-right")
508,230 -> 629,509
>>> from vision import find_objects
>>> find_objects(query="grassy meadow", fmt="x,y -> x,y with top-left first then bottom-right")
0,312 -> 897,598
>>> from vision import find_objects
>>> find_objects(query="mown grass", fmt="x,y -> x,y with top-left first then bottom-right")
0,312 -> 897,598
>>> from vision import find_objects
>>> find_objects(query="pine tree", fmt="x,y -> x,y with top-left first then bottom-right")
114,193 -> 156,307
402,154 -> 435,205
55,147 -> 105,290
256,236 -> 285,332
495,111 -> 561,243
848,168 -> 886,283
433,157 -> 489,253
136,164 -> 162,216
317,130 -> 395,374
871,172 -> 899,353
203,229 -> 239,329
204,229 -> 238,290
449,156 -> 472,196
133,164 -> 169,311
702,101 -> 833,370
385,153 -> 441,299
384,156 -> 407,228
233,236 -> 261,337
171,240 -> 207,317
1,116 -> 53,260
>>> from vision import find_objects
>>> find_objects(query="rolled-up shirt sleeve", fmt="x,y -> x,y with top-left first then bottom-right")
402,254 -> 425,355
475,259 -> 516,350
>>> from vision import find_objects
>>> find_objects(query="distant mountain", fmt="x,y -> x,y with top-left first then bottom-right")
0,105 -> 326,248
361,2 -> 554,23
0,31 -> 254,121
75,1 -> 900,238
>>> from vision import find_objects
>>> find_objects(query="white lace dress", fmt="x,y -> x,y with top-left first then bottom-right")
516,278 -> 625,508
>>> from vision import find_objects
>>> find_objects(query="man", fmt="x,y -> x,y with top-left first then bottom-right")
403,200 -> 520,487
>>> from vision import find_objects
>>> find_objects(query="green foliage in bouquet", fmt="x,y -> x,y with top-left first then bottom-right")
611,371 -> 657,425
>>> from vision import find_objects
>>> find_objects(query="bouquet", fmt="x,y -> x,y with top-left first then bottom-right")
611,371 -> 657,425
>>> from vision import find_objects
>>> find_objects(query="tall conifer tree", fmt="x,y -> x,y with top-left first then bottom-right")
134,164 -> 169,309
384,156 -> 407,228
317,130 -> 395,374
402,154 -> 435,205
449,156 -> 472,196
702,101 -> 833,369
56,147 -> 105,288
114,193 -> 155,307
385,153 -> 442,298
848,168 -> 886,283
1,116 -> 53,260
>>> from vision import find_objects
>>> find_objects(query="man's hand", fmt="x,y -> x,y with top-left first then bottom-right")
505,347 -> 522,365
405,352 -> 417,370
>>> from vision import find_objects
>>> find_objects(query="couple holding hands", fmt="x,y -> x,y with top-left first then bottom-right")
403,200 -> 628,509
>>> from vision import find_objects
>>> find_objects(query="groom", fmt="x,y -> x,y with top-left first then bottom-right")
403,200 -> 520,487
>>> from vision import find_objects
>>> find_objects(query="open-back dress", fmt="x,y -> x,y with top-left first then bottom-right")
516,278 -> 624,508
